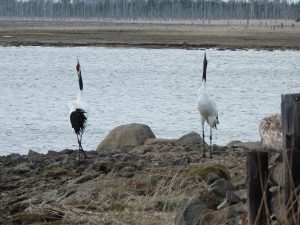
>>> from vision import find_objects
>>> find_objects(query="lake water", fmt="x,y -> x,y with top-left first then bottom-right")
0,46 -> 299,155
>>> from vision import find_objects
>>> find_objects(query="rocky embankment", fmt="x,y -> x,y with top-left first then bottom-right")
0,123 -> 282,225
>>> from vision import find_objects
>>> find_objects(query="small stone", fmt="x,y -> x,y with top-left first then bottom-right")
270,162 -> 284,187
175,195 -> 211,225
208,178 -> 236,198
27,150 -> 42,158
73,172 -> 100,184
226,192 -> 240,205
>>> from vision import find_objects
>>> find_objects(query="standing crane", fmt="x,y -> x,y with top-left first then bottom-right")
197,52 -> 219,158
70,58 -> 87,160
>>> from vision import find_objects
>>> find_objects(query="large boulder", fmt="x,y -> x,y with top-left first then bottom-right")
259,114 -> 282,152
97,123 -> 155,151
176,132 -> 205,146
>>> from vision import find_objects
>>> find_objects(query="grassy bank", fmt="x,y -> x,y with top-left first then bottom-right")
0,20 -> 299,50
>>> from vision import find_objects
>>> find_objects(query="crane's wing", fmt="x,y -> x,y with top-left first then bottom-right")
70,108 -> 87,135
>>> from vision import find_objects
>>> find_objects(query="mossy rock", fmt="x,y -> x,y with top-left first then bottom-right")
187,165 -> 230,182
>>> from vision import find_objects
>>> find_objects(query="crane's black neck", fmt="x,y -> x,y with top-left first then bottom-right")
78,71 -> 83,91
202,53 -> 207,82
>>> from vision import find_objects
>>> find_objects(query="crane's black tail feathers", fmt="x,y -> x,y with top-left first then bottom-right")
212,116 -> 219,129
70,108 -> 87,159
70,108 -> 87,135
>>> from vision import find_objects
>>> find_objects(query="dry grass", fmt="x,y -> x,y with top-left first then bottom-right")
13,165 -> 213,224
0,19 -> 299,49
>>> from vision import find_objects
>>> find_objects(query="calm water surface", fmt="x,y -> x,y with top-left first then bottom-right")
0,46 -> 299,155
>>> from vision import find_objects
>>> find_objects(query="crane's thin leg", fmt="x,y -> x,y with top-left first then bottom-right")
77,134 -> 81,160
209,126 -> 212,159
79,134 -> 87,159
202,125 -> 206,158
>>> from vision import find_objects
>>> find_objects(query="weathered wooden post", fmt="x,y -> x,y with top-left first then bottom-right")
281,93 -> 300,224
247,151 -> 269,225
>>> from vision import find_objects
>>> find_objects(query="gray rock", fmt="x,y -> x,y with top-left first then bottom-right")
176,132 -> 205,146
97,123 -> 156,151
4,153 -> 25,166
27,150 -> 43,158
259,114 -> 282,152
270,186 -> 284,219
229,189 -> 247,202
208,179 -> 236,198
226,140 -> 242,148
0,217 -> 8,225
144,138 -> 176,145
220,218 -> 241,225
73,172 -> 101,184
226,141 -> 261,151
226,192 -> 240,205
140,145 -> 154,154
270,162 -> 284,187
200,203 -> 246,225
217,189 -> 246,209
269,186 -> 280,193
175,196 -> 211,225
11,162 -> 32,175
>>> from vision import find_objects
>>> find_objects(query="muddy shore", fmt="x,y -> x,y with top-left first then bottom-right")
0,20 -> 299,50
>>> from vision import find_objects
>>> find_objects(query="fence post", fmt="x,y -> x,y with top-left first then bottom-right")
247,151 -> 269,225
281,93 -> 300,224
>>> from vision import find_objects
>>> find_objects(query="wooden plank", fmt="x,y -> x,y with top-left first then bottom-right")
247,151 -> 269,225
281,93 -> 300,224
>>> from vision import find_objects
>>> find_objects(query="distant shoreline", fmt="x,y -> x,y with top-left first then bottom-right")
0,20 -> 300,50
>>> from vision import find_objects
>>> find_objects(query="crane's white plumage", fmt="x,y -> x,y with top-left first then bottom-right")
70,58 -> 87,160
197,52 -> 219,158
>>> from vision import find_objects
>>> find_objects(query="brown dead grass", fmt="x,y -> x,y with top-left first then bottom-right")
0,19 -> 299,50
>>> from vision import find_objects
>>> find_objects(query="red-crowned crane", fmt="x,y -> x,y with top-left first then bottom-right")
70,58 -> 87,160
197,52 -> 219,158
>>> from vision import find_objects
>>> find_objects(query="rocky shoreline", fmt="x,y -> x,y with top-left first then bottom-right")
0,123 -> 283,225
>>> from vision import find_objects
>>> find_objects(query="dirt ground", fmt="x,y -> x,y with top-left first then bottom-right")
0,19 -> 299,50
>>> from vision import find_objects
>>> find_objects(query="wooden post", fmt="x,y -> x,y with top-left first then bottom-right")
281,93 -> 300,224
247,151 -> 269,225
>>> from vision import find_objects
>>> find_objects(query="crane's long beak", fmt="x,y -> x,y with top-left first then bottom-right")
202,52 -> 207,82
